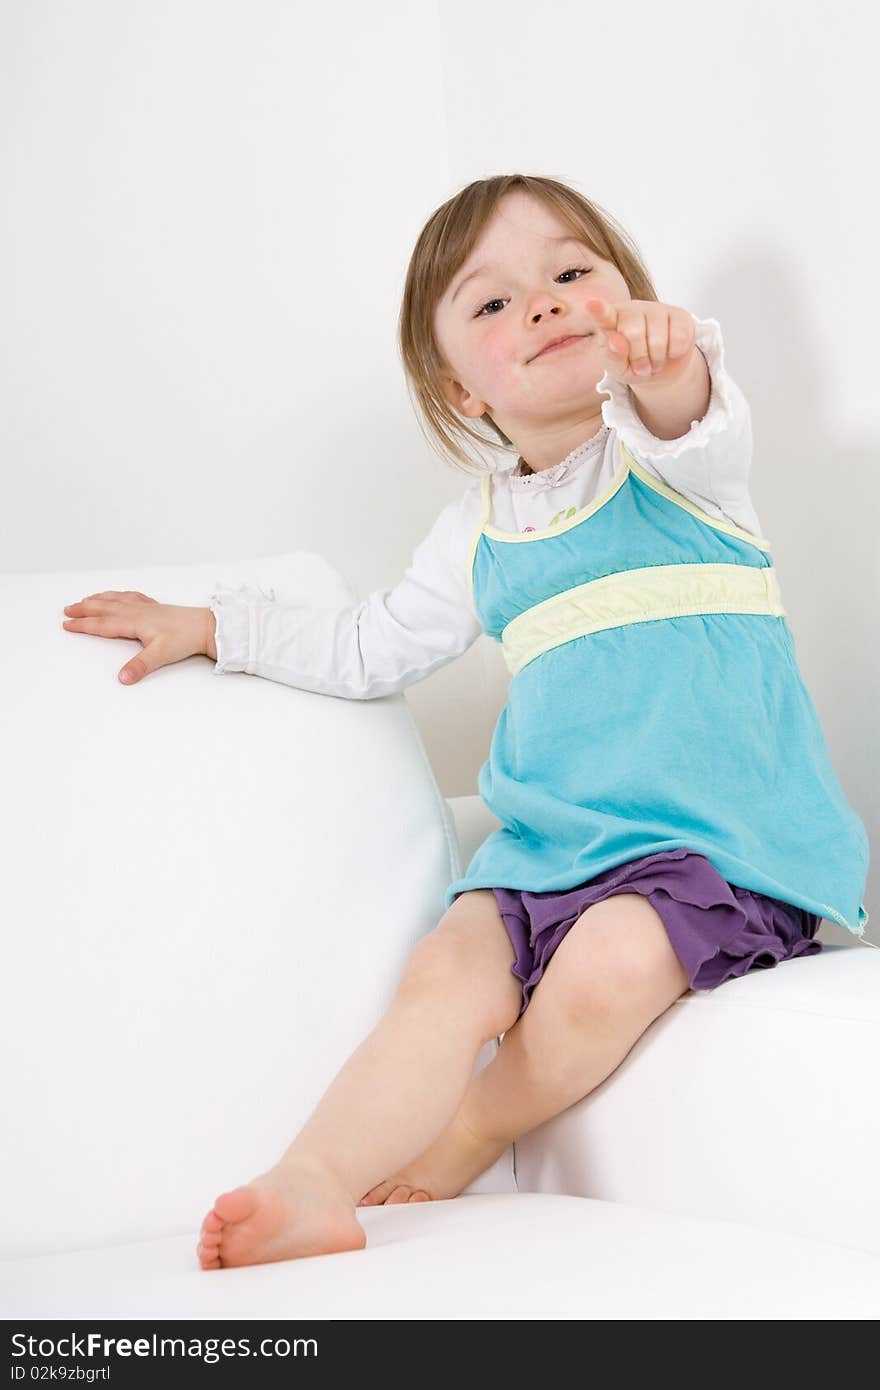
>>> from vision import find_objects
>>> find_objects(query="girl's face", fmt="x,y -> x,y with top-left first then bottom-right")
433,191 -> 632,470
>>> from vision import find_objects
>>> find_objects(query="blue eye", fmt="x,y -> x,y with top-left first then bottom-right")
474,266 -> 590,318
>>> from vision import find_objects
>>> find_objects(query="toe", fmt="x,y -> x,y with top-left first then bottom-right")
213,1186 -> 259,1225
360,1181 -> 393,1206
409,1190 -> 431,1202
202,1210 -> 224,1235
385,1185 -> 413,1204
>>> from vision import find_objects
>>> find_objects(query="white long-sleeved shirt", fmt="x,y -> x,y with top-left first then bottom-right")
209,316 -> 763,699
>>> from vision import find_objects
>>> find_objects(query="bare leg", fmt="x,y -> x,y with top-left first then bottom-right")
361,894 -> 690,1204
197,889 -> 521,1268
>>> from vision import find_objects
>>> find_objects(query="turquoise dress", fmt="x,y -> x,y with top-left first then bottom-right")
444,441 -> 870,939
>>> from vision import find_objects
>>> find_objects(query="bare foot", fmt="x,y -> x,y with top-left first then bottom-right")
196,1156 -> 366,1269
358,1110 -> 508,1206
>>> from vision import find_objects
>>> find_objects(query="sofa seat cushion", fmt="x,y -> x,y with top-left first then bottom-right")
2,1193 -> 878,1320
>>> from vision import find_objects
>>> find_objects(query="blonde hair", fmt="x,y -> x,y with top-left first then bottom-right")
398,173 -> 659,475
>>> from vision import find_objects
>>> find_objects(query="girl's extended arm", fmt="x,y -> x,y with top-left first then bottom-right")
62,487 -> 484,693
208,488 -> 483,699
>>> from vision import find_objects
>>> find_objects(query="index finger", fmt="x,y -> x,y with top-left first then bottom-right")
585,297 -> 617,328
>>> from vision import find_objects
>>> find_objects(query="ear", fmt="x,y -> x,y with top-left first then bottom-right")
438,369 -> 490,420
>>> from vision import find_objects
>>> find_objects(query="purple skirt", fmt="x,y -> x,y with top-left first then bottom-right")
491,849 -> 823,1020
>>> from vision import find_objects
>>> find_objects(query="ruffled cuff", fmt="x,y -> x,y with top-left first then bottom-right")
208,582 -> 277,674
597,314 -> 733,461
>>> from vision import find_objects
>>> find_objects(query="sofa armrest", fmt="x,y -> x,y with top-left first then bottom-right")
1,553 -> 466,1259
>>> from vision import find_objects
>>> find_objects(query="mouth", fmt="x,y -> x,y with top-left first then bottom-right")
530,333 -> 593,363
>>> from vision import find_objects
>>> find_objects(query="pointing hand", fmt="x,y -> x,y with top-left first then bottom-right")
585,297 -> 697,389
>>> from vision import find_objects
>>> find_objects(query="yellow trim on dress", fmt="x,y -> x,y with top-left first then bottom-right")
501,561 -> 787,677
479,440 -> 774,553
625,451 -> 773,553
466,475 -> 493,618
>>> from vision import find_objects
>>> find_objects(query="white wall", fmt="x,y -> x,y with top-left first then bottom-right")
2,0 -> 876,934
0,0 -> 501,789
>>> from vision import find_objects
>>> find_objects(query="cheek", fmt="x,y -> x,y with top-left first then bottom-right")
480,323 -> 521,374
588,264 -> 628,302
606,269 -> 632,302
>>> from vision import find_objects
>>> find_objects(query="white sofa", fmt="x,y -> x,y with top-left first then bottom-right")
2,549 -> 878,1321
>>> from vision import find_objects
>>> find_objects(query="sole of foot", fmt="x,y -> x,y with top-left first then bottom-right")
197,1160 -> 366,1269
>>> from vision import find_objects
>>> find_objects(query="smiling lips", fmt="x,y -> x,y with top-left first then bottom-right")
532,333 -> 592,361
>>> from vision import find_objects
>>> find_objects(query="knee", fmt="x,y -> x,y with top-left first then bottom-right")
396,931 -> 520,1041
547,904 -> 690,1025
397,931 -> 462,996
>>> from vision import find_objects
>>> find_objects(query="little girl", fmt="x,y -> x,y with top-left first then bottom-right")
61,174 -> 872,1270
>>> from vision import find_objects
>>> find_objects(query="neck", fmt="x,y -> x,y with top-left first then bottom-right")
518,424 -> 606,475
